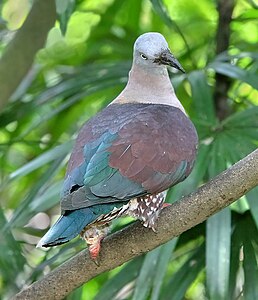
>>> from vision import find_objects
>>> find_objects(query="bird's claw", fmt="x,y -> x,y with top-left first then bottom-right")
92,255 -> 100,266
162,203 -> 171,209
151,226 -> 157,233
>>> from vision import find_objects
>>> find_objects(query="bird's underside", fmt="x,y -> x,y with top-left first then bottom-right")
81,192 -> 166,261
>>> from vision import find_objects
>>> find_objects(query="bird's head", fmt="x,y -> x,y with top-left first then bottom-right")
133,32 -> 185,73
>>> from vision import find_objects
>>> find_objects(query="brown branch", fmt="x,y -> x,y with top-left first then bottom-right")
0,0 -> 56,112
13,149 -> 258,300
214,0 -> 235,120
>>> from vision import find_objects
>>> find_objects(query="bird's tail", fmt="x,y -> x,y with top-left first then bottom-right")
36,203 -> 125,248
36,207 -> 100,248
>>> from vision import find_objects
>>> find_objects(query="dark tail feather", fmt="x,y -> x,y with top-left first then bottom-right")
36,208 -> 97,248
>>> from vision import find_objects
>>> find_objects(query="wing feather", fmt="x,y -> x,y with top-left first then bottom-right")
61,103 -> 198,211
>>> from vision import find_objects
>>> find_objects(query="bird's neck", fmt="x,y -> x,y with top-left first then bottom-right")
112,63 -> 186,114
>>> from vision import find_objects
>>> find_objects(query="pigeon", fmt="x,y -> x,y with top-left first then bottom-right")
37,32 -> 198,262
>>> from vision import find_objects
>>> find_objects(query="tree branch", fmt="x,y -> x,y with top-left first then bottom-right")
0,0 -> 56,112
13,149 -> 258,299
214,0 -> 235,120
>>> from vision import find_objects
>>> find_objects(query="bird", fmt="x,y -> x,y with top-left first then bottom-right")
37,32 -> 198,262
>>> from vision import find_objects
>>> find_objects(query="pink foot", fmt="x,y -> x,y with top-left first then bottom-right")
162,203 -> 171,209
81,224 -> 109,265
89,241 -> 101,265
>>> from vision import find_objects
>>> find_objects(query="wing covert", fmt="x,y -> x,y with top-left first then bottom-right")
61,103 -> 198,211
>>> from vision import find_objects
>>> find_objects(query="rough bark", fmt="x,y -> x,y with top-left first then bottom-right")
214,0 -> 235,120
13,149 -> 258,300
0,0 -> 56,112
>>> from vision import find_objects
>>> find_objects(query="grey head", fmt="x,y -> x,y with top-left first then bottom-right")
133,32 -> 185,73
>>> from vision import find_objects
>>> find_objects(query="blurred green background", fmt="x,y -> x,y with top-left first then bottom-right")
0,0 -> 258,299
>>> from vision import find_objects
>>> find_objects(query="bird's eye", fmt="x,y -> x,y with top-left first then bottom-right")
140,53 -> 148,60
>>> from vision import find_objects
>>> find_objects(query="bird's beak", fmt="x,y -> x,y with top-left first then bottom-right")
156,49 -> 185,73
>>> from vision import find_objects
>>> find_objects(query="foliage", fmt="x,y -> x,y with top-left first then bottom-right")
0,0 -> 258,299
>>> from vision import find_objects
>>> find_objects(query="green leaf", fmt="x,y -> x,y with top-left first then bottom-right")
132,247 -> 161,300
209,62 -> 258,89
0,207 -> 26,286
206,208 -> 231,300
8,142 -> 72,182
56,0 -> 75,34
246,187 -> 258,229
208,136 -> 227,178
235,8 -> 258,21
29,181 -> 62,212
188,70 -> 216,127
229,213 -> 258,299
66,286 -> 83,300
36,62 -> 130,104
243,238 -> 258,299
151,238 -> 178,300
222,106 -> 258,129
56,0 -> 71,15
230,196 -> 249,214
228,217 -> 242,300
95,257 -> 143,300
223,130 -> 257,161
162,243 -> 205,300
150,0 -> 193,57
150,0 -> 172,27
7,157 -> 65,229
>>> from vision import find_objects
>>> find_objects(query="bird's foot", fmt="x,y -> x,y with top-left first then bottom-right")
162,203 -> 171,209
151,225 -> 157,233
142,202 -> 170,232
88,241 -> 101,266
81,223 -> 109,265
143,220 -> 158,233
84,234 -> 104,265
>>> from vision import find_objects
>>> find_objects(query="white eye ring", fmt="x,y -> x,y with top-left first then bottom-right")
140,53 -> 148,60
